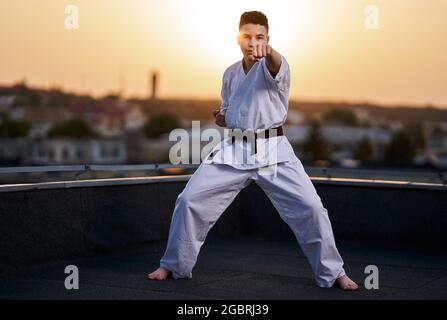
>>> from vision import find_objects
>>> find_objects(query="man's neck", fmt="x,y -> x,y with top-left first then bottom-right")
242,58 -> 256,75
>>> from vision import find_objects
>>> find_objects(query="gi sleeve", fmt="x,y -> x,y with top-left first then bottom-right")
263,55 -> 290,92
220,72 -> 229,113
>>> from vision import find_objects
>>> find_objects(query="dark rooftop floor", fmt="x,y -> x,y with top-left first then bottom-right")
1,236 -> 446,300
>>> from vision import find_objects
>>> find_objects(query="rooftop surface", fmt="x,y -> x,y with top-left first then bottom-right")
1,236 -> 446,300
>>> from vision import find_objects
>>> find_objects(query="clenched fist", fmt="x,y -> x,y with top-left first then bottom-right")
213,109 -> 226,127
249,43 -> 273,62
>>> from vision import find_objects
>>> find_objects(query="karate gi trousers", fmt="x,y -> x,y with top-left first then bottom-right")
159,158 -> 346,288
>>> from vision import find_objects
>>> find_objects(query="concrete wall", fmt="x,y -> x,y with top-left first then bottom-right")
1,177 -> 446,272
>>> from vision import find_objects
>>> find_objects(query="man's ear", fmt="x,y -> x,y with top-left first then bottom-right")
237,34 -> 240,45
267,35 -> 270,44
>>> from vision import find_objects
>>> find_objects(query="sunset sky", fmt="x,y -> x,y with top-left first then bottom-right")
1,0 -> 446,107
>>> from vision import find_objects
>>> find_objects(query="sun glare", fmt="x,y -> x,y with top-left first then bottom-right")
176,0 -> 320,64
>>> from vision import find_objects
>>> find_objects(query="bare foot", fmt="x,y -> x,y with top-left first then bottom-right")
335,275 -> 359,291
147,267 -> 172,280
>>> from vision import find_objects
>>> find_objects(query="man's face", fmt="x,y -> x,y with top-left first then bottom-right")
237,23 -> 269,62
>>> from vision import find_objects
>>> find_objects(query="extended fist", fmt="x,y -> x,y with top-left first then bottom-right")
249,44 -> 273,62
213,109 -> 226,127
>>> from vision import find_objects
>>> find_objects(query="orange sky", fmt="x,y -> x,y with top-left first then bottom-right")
1,0 -> 446,107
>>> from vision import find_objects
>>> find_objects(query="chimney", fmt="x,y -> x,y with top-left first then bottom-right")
149,71 -> 158,101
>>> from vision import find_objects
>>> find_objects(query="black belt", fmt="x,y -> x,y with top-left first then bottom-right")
229,126 -> 284,155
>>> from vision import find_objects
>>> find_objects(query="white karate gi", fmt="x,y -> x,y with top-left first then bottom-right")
159,55 -> 346,287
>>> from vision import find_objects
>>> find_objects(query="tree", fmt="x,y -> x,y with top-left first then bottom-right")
353,137 -> 374,162
47,89 -> 72,107
384,131 -> 416,166
403,120 -> 425,149
143,113 -> 181,138
324,108 -> 358,126
0,114 -> 30,138
11,81 -> 41,107
48,118 -> 96,138
302,121 -> 330,161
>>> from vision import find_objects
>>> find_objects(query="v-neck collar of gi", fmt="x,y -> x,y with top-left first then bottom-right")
240,59 -> 258,77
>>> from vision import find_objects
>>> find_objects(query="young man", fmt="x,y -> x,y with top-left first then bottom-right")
149,11 -> 358,290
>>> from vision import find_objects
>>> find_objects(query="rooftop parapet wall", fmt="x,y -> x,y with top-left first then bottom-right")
0,176 -> 446,273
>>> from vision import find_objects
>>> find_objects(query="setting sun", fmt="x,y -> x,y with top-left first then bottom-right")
174,0 -> 322,63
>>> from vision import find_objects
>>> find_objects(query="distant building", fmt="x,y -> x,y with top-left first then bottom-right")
284,124 -> 393,164
0,95 -> 16,112
388,120 -> 404,132
286,110 -> 305,125
0,138 -> 28,165
24,106 -> 71,128
125,104 -> 147,131
352,108 -> 371,122
30,139 -> 126,165
284,124 -> 392,147
423,121 -> 447,137
9,106 -> 25,120
426,134 -> 447,153
71,99 -> 126,137
28,122 -> 53,139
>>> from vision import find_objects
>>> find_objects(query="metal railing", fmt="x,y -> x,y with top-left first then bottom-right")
0,163 -> 199,174
0,163 -> 200,185
0,163 -> 446,185
307,167 -> 447,185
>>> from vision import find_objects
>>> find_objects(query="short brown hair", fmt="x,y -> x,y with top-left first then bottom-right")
239,11 -> 269,34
